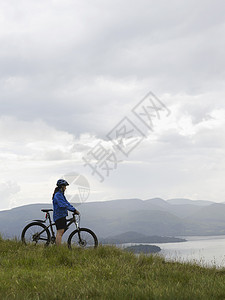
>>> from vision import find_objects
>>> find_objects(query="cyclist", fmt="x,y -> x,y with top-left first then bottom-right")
52,179 -> 80,245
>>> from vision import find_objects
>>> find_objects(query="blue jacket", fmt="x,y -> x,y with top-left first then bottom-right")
53,190 -> 76,222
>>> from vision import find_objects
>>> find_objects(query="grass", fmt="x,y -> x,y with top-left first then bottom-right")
1,237 -> 225,299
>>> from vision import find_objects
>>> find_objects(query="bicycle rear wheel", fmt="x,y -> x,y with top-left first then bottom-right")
21,222 -> 51,246
67,228 -> 98,249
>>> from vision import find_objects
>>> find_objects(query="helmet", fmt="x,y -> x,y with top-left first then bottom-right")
56,179 -> 69,187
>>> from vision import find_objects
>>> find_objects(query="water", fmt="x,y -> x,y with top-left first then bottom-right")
123,236 -> 225,268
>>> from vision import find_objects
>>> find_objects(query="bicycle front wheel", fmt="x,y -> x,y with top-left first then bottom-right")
21,222 -> 51,246
67,228 -> 98,249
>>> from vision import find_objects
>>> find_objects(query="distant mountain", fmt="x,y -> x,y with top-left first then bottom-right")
188,203 -> 225,221
167,198 -> 214,206
100,231 -> 186,244
1,198 -> 225,239
183,203 -> 225,235
145,198 -> 171,208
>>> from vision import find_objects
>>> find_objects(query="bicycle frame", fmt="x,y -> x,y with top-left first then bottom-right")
35,212 -> 80,244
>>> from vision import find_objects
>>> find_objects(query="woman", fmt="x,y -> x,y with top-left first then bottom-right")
52,179 -> 80,245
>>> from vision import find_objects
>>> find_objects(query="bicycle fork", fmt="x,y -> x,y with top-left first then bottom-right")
77,229 -> 86,247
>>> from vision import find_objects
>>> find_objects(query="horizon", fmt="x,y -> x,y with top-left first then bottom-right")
0,196 -> 222,212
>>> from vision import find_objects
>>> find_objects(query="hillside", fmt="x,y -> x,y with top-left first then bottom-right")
1,239 -> 225,299
100,231 -> 186,244
1,198 -> 225,239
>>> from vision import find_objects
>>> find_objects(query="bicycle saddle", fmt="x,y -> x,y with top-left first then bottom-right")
41,209 -> 53,212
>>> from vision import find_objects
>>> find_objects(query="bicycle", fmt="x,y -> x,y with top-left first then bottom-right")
21,209 -> 98,249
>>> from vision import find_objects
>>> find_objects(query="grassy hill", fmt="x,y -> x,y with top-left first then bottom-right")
1,237 -> 225,299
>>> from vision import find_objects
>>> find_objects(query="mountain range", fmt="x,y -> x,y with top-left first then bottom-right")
1,198 -> 225,239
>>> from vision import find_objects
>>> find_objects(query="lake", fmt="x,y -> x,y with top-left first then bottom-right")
123,236 -> 225,268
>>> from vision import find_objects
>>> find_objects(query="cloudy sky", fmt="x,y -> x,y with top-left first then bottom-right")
1,0 -> 225,210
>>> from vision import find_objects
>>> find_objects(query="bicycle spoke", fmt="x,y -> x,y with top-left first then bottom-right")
68,228 -> 98,249
21,223 -> 51,246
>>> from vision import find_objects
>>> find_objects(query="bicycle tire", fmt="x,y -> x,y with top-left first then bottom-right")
21,222 -> 51,246
67,228 -> 98,249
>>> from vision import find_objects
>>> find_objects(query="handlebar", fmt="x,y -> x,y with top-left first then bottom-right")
73,213 -> 80,225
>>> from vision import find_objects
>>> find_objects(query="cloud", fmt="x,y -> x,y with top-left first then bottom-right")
0,116 -> 78,160
0,0 -> 225,207
0,0 -> 225,135
0,181 -> 21,210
